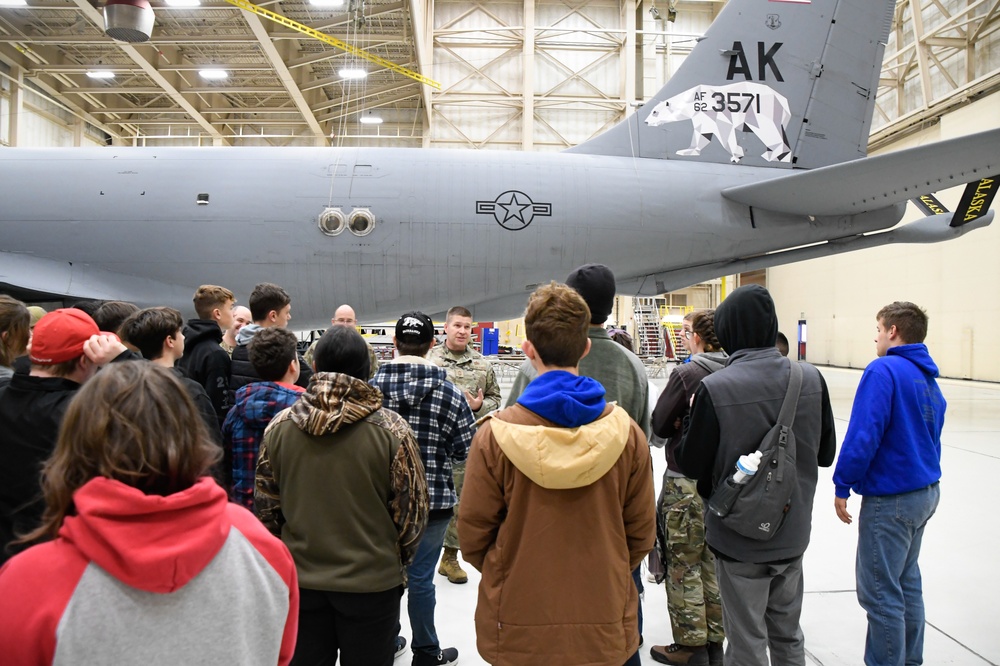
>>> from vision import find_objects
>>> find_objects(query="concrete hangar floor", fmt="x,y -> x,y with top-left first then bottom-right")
395,366 -> 1000,665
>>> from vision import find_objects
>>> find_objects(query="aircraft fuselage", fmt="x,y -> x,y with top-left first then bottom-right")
0,147 -> 900,326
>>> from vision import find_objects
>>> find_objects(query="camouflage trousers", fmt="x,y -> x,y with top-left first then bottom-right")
660,475 -> 725,645
443,460 -> 465,550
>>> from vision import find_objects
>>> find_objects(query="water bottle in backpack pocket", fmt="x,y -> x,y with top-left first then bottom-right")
707,360 -> 802,542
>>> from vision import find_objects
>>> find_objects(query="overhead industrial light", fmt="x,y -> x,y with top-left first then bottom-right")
199,69 -> 229,80
359,111 -> 383,125
338,68 -> 367,80
309,0 -> 345,6
86,70 -> 116,79
0,0 -> 29,7
164,0 -> 201,6
103,0 -> 155,43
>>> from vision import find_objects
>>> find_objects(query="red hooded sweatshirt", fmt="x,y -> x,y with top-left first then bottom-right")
0,477 -> 298,665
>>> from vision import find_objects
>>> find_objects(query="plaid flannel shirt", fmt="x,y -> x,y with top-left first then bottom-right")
371,358 -> 475,510
222,380 -> 304,511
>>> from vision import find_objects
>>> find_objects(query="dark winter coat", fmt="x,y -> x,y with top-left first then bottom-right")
0,373 -> 81,563
677,285 -> 836,563
179,319 -> 232,423
229,325 -> 312,403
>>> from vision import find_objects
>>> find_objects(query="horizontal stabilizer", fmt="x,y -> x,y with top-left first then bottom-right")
722,128 -> 1000,216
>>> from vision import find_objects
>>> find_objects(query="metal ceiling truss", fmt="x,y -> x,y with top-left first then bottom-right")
871,0 -> 1000,148
1,0 -> 998,146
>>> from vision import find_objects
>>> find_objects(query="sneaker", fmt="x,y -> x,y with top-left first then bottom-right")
394,636 -> 407,660
649,643 -> 709,666
437,547 -> 468,584
412,647 -> 458,666
707,641 -> 724,666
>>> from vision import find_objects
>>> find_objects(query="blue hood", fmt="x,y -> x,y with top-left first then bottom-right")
887,343 -> 939,377
517,370 -> 607,427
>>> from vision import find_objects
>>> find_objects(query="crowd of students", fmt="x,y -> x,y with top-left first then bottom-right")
0,274 -> 945,666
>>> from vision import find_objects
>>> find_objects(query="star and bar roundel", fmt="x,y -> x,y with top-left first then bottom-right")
476,190 -> 552,231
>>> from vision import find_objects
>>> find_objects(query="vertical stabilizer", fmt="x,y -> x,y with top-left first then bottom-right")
568,0 -> 894,170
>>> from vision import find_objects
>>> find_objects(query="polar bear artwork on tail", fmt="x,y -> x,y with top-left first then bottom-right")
645,82 -> 792,163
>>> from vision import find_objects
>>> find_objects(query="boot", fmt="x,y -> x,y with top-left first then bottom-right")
649,643 -> 709,666
437,547 -> 468,584
707,641 -> 724,666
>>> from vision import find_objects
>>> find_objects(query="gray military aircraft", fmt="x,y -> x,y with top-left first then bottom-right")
1,0 -> 998,329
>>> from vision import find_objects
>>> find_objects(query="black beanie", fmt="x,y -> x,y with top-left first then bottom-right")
566,263 -> 615,325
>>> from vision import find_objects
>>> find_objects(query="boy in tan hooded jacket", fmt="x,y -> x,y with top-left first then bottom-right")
458,281 -> 656,666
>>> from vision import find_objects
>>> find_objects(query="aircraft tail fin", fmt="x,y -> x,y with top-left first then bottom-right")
568,0 -> 895,170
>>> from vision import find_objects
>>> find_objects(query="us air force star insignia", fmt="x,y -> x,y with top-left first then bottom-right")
476,190 -> 552,230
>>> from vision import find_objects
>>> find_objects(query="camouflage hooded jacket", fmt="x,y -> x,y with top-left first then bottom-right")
255,372 -> 428,592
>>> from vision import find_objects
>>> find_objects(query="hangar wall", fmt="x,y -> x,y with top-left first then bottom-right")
768,92 -> 1000,382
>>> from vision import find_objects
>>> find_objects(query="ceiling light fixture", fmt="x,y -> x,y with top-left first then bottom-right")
164,0 -> 201,6
309,0 -> 345,6
338,68 -> 367,80
199,69 -> 229,80
0,0 -> 29,7
359,111 -> 383,125
86,70 -> 116,79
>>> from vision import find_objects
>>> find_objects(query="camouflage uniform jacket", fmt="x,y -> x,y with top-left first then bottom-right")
427,343 -> 501,420
255,372 -> 428,591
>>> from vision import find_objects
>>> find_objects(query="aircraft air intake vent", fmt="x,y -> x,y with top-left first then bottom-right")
318,208 -> 346,236
348,208 -> 376,237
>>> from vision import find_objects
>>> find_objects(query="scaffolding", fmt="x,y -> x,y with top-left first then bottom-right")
633,297 -> 666,358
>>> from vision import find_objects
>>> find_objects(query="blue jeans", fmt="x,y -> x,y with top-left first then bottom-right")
857,483 -> 940,666
407,512 -> 451,657
632,565 -> 643,636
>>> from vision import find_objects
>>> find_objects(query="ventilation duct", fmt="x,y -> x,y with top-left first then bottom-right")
103,0 -> 155,43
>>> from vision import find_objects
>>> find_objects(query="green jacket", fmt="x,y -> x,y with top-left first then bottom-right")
255,372 -> 428,592
506,327 -> 651,437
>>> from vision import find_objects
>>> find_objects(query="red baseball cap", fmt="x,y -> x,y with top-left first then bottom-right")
29,308 -> 114,365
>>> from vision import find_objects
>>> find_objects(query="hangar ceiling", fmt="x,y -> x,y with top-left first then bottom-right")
0,0 -> 998,148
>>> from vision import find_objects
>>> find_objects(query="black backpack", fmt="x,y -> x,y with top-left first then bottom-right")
707,359 -> 802,541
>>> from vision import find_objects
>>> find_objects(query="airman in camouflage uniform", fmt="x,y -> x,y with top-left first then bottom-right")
650,310 -> 726,666
428,306 -> 501,584
660,477 -> 725,649
303,304 -> 380,379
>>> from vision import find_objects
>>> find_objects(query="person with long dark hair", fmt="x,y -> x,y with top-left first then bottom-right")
0,362 -> 299,665
0,295 -> 30,389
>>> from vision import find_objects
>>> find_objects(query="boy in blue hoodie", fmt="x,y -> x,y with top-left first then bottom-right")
458,282 -> 655,666
834,301 -> 945,666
